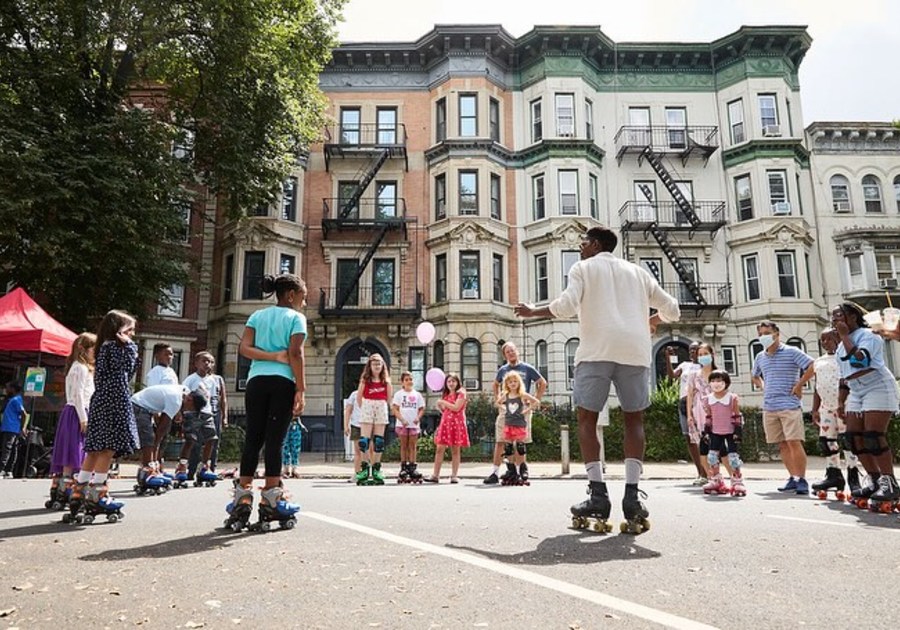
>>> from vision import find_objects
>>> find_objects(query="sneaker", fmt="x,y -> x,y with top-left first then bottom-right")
778,477 -> 798,492
450,477 -> 459,484
795,478 -> 809,495
483,473 -> 499,485
692,477 -> 708,487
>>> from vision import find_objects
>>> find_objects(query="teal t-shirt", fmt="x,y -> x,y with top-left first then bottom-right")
246,306 -> 307,383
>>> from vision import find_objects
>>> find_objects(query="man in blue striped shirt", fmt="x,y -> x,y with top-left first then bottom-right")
751,320 -> 814,494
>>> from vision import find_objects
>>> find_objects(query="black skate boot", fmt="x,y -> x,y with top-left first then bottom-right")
868,475 -> 900,514
482,471 -> 499,485
620,484 -> 650,535
500,461 -> 518,486
850,471 -> 879,508
812,467 -> 846,500
397,462 -> 410,484
518,462 -> 530,486
570,481 -> 612,533
408,462 -> 423,484
846,466 -> 861,496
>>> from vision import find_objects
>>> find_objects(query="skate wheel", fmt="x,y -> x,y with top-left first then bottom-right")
880,502 -> 893,514
817,490 -> 827,500
230,521 -> 243,533
209,481 -> 216,487
107,514 -> 118,524
282,518 -> 296,530
116,511 -> 125,520
83,515 -> 94,525
592,521 -> 609,534
61,513 -> 71,523
260,521 -> 271,532
836,492 -> 846,501
44,500 -> 53,509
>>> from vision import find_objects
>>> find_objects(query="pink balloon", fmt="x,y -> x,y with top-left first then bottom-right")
425,367 -> 446,392
416,321 -> 436,345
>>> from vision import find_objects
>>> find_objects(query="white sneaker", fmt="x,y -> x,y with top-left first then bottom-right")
692,477 -> 708,486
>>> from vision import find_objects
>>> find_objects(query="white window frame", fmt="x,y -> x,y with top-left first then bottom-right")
721,346 -> 738,376
460,251 -> 480,299
435,253 -> 447,302
490,173 -> 501,220
555,93 -> 575,137
532,174 -> 545,220
743,254 -> 760,301
776,251 -> 798,298
584,99 -> 594,140
559,170 -> 578,215
535,254 -> 548,302
158,284 -> 185,318
767,170 -> 790,215
727,99 -> 744,144
875,252 -> 900,282
535,340 -> 548,382
530,99 -> 543,143
459,94 -> 478,137
830,174 -> 852,212
565,338 -> 579,390
862,175 -> 883,213
735,175 -> 753,221
459,170 -> 478,216
847,254 -> 865,291
562,251 -> 580,289
758,94 -> 779,130
589,174 -> 599,219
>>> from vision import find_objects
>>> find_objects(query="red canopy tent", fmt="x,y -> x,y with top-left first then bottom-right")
0,288 -> 77,356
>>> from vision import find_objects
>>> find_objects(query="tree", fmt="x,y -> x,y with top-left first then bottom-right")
0,0 -> 344,329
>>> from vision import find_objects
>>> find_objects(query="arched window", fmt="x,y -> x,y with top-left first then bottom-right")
535,340 -> 548,381
497,339 -> 506,368
748,340 -> 763,373
862,175 -> 883,213
433,340 -> 444,371
565,338 -> 580,390
461,339 -> 481,391
786,337 -> 805,352
893,175 -> 900,213
830,174 -> 851,212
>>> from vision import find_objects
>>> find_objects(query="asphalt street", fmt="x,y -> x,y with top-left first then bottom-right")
1,472 -> 899,629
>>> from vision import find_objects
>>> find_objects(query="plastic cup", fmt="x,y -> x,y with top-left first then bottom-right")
863,310 -> 884,331
882,307 -> 900,331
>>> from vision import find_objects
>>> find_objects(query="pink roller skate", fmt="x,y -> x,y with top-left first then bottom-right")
730,472 -> 747,497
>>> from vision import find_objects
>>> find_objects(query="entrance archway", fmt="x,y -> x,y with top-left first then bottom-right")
652,339 -> 692,386
333,337 -> 391,415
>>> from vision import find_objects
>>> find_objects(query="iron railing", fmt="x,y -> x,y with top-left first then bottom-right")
618,200 -> 727,229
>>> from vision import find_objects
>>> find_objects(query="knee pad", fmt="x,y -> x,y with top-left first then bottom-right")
727,451 -> 743,470
707,451 -> 719,467
818,436 -> 838,457
373,435 -> 385,453
358,436 -> 370,453
515,442 -> 526,456
862,431 -> 888,456
838,432 -> 854,452
503,443 -> 513,457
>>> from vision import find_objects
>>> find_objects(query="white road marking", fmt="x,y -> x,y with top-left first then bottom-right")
303,511 -> 719,630
767,514 -> 900,530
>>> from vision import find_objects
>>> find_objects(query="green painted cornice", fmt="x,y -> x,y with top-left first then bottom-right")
424,138 -> 605,169
722,139 -> 810,169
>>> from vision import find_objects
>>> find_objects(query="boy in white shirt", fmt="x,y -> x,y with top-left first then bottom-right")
391,371 -> 426,482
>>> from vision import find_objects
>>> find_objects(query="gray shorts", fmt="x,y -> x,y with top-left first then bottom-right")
573,361 -> 650,413
132,404 -> 155,449
183,412 -> 218,444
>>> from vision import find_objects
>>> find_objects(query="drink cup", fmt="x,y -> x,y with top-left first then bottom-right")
863,310 -> 884,331
882,307 -> 900,331
669,354 -> 679,365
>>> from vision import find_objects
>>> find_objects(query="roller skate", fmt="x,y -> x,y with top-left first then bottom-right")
61,482 -> 88,524
499,462 -> 518,486
570,481 -> 612,533
355,461 -> 372,486
170,463 -> 191,489
483,471 -> 499,485
134,467 -> 171,495
45,476 -> 72,511
194,466 -> 220,488
249,485 -> 300,532
408,462 -> 423,484
370,462 -> 386,485
223,482 -> 254,532
730,472 -> 746,497
846,466 -> 861,497
812,467 -> 846,501
702,466 -> 729,495
850,473 -> 879,509
868,475 -> 900,514
517,462 -> 531,486
80,483 -> 125,524
397,461 -> 411,484
620,485 -> 650,535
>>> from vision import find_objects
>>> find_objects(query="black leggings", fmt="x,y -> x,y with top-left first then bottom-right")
241,375 -> 295,478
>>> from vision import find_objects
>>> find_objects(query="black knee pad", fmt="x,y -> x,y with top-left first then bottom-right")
515,442 -> 526,456
818,436 -> 838,456
373,435 -> 385,453
862,431 -> 887,456
358,436 -> 370,453
503,443 -> 513,457
838,432 -> 854,452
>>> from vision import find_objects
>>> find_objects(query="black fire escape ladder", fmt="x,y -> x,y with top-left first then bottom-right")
641,147 -> 701,229
340,149 -> 390,218
335,225 -> 390,309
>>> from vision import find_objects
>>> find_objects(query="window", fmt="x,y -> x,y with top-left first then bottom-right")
490,174 -> 501,220
628,107 -> 651,144
735,175 -> 753,221
460,251 -> 480,299
336,259 -> 360,306
496,340 -> 506,369
727,99 -> 745,144
786,337 -> 805,352
767,170 -> 789,214
776,251 -> 798,298
673,181 -> 693,225
376,107 -> 397,144
489,98 -> 500,142
409,347 -> 426,392
665,107 -> 687,149
176,201 -> 191,243
589,174 -> 599,219
758,94 -> 778,130
562,251 -> 579,289
434,174 -> 447,220
435,254 -> 447,302
565,338 -> 579,390
748,341 -> 764,374
459,94 -> 477,137
742,254 -> 760,301
372,259 -> 395,306
634,181 -> 657,221
559,170 -> 578,215
534,340 -> 548,381
721,346 -> 738,376
281,178 -> 297,221
461,339 -> 481,390
340,107 -> 360,145
338,180 -> 359,218
459,171 -> 478,215
530,99 -> 542,143
158,285 -> 184,317
556,93 -> 575,136
894,175 -> 900,213
862,175 -> 883,213
875,252 -> 900,282
535,254 -> 548,301
249,201 -> 268,217
492,254 -> 503,302
830,175 -> 851,212
236,354 -> 251,391
584,99 -> 594,140
435,98 -> 447,142
847,254 -> 865,291
223,254 -> 234,303
640,258 -> 663,283
279,254 -> 295,275
532,174 -> 545,220
173,128 -> 194,161
433,340 -> 444,370
677,258 -> 698,304
242,251 -> 265,300
375,181 -> 396,218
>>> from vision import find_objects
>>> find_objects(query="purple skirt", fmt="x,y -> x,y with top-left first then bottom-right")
50,405 -> 84,474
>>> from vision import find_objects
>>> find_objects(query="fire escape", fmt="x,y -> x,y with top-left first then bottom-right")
320,122 -> 420,317
615,125 -> 730,312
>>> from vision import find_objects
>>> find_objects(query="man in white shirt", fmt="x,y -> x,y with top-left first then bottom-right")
516,226 -> 680,534
666,343 -> 706,483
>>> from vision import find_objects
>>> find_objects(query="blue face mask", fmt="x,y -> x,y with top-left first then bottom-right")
697,355 -> 713,367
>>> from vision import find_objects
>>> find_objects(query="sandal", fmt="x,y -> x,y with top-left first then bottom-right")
423,476 -> 439,483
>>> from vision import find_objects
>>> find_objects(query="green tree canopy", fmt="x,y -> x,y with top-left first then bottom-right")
0,0 -> 344,329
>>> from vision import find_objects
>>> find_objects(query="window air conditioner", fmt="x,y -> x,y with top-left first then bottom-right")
879,277 -> 899,290
771,202 -> 791,215
763,125 -> 781,137
833,201 -> 851,213
462,288 -> 479,299
463,378 -> 480,390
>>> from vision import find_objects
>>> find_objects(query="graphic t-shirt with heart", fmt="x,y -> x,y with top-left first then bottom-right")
504,396 -> 526,428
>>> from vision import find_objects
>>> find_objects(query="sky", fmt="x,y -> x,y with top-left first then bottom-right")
337,0 -> 897,125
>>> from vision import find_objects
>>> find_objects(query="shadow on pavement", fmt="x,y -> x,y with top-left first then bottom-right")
0,507 -> 54,520
757,491 -> 815,501
0,519 -> 93,540
818,499 -> 900,529
78,529 -> 254,561
446,530 -> 661,566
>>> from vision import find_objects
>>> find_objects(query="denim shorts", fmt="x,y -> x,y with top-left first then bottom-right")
845,368 -> 900,414
132,405 -> 155,448
182,411 -> 218,444
573,361 -> 650,413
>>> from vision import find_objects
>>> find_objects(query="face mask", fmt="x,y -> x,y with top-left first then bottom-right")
710,382 -> 727,393
697,355 -> 713,367
759,334 -> 776,350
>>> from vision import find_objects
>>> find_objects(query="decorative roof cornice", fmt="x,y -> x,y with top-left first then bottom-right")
806,122 -> 899,153
424,138 -> 605,169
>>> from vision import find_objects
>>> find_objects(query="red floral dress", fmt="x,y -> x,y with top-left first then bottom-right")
434,391 -> 470,447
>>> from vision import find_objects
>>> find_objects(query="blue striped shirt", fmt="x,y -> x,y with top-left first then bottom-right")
752,344 -> 813,411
